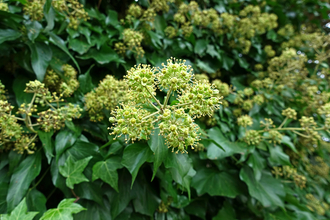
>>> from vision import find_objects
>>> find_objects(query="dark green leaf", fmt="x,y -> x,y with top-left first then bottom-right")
55,129 -> 77,162
25,21 -> 42,42
49,32 -> 80,72
222,54 -> 235,70
74,182 -> 104,206
44,7 -> 55,31
59,156 -> 92,189
68,38 -> 92,55
26,189 -> 47,219
194,39 -> 208,55
122,143 -> 153,187
6,152 -> 41,212
212,201 -> 236,220
13,76 -> 33,107
268,145 -> 291,166
281,136 -> 298,153
26,42 -> 52,81
0,182 -> 8,213
239,166 -> 285,207
0,29 -> 21,44
78,45 -> 124,65
78,65 -> 94,94
247,150 -> 266,181
92,156 -> 123,192
38,130 -> 54,164
148,128 -> 168,180
164,153 -> 196,198
191,168 -> 244,198
1,198 -> 38,220
40,198 -> 86,220
206,127 -> 246,160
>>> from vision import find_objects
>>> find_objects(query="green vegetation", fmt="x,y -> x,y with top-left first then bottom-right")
1,0 -> 330,219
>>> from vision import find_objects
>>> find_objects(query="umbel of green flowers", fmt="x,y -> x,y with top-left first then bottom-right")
109,58 -> 221,153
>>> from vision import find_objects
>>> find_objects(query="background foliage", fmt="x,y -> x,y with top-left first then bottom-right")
1,0 -> 330,219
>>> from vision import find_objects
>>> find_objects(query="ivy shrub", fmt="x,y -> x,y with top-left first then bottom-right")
1,0 -> 330,219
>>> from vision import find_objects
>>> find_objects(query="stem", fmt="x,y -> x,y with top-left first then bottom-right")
173,102 -> 193,108
142,111 -> 160,120
46,101 -> 57,110
147,99 -> 160,112
30,166 -> 50,191
278,117 -> 288,129
292,130 -> 310,138
144,85 -> 162,109
14,117 -> 25,121
163,86 -> 173,110
27,93 -> 36,112
46,188 -> 57,200
71,189 -> 80,203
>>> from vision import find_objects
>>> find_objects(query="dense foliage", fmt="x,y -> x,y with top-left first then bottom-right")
1,0 -> 330,219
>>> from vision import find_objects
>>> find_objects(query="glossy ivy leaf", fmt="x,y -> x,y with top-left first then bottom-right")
55,129 -> 78,163
0,29 -> 21,44
148,128 -> 168,180
194,39 -> 208,55
26,189 -> 47,219
59,156 -> 93,189
39,198 -> 86,220
78,65 -> 94,94
122,143 -> 153,187
212,201 -> 236,220
164,153 -> 196,198
92,156 -> 123,192
240,166 -> 285,208
206,127 -> 247,160
6,152 -> 41,212
268,145 -> 291,166
26,41 -> 52,81
247,150 -> 266,181
49,32 -> 80,72
77,45 -> 124,65
25,21 -> 42,42
191,168 -> 244,198
1,198 -> 38,220
38,130 -> 54,164
0,182 -> 8,213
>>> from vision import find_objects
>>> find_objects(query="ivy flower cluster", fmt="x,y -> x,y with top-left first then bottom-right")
115,29 -> 144,57
272,166 -> 307,189
44,64 -> 79,97
109,58 -> 221,153
52,0 -> 89,29
0,80 -> 82,154
0,0 -> 8,11
85,75 -> 128,122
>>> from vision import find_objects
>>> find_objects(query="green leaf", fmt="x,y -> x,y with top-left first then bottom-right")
49,32 -> 80,72
206,127 -> 247,160
38,130 -> 54,164
78,65 -> 94,94
191,168 -> 244,198
164,153 -> 196,198
77,45 -> 124,65
0,29 -> 21,44
13,76 -> 33,107
281,136 -> 298,153
59,156 -> 93,189
196,59 -> 217,74
44,7 -> 55,32
74,182 -> 104,206
222,54 -> 235,70
268,145 -> 291,166
1,198 -> 38,220
25,21 -> 42,42
26,189 -> 47,219
146,30 -> 162,49
92,156 -> 123,192
239,166 -> 285,207
40,198 -> 86,220
247,150 -> 266,181
55,129 -> 77,163
68,38 -> 92,55
194,39 -> 208,55
121,143 -> 153,187
44,0 -> 52,12
148,128 -> 168,180
212,201 -> 236,220
0,182 -> 8,213
105,10 -> 119,26
26,41 -> 52,81
206,45 -> 220,59
6,152 -> 41,212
